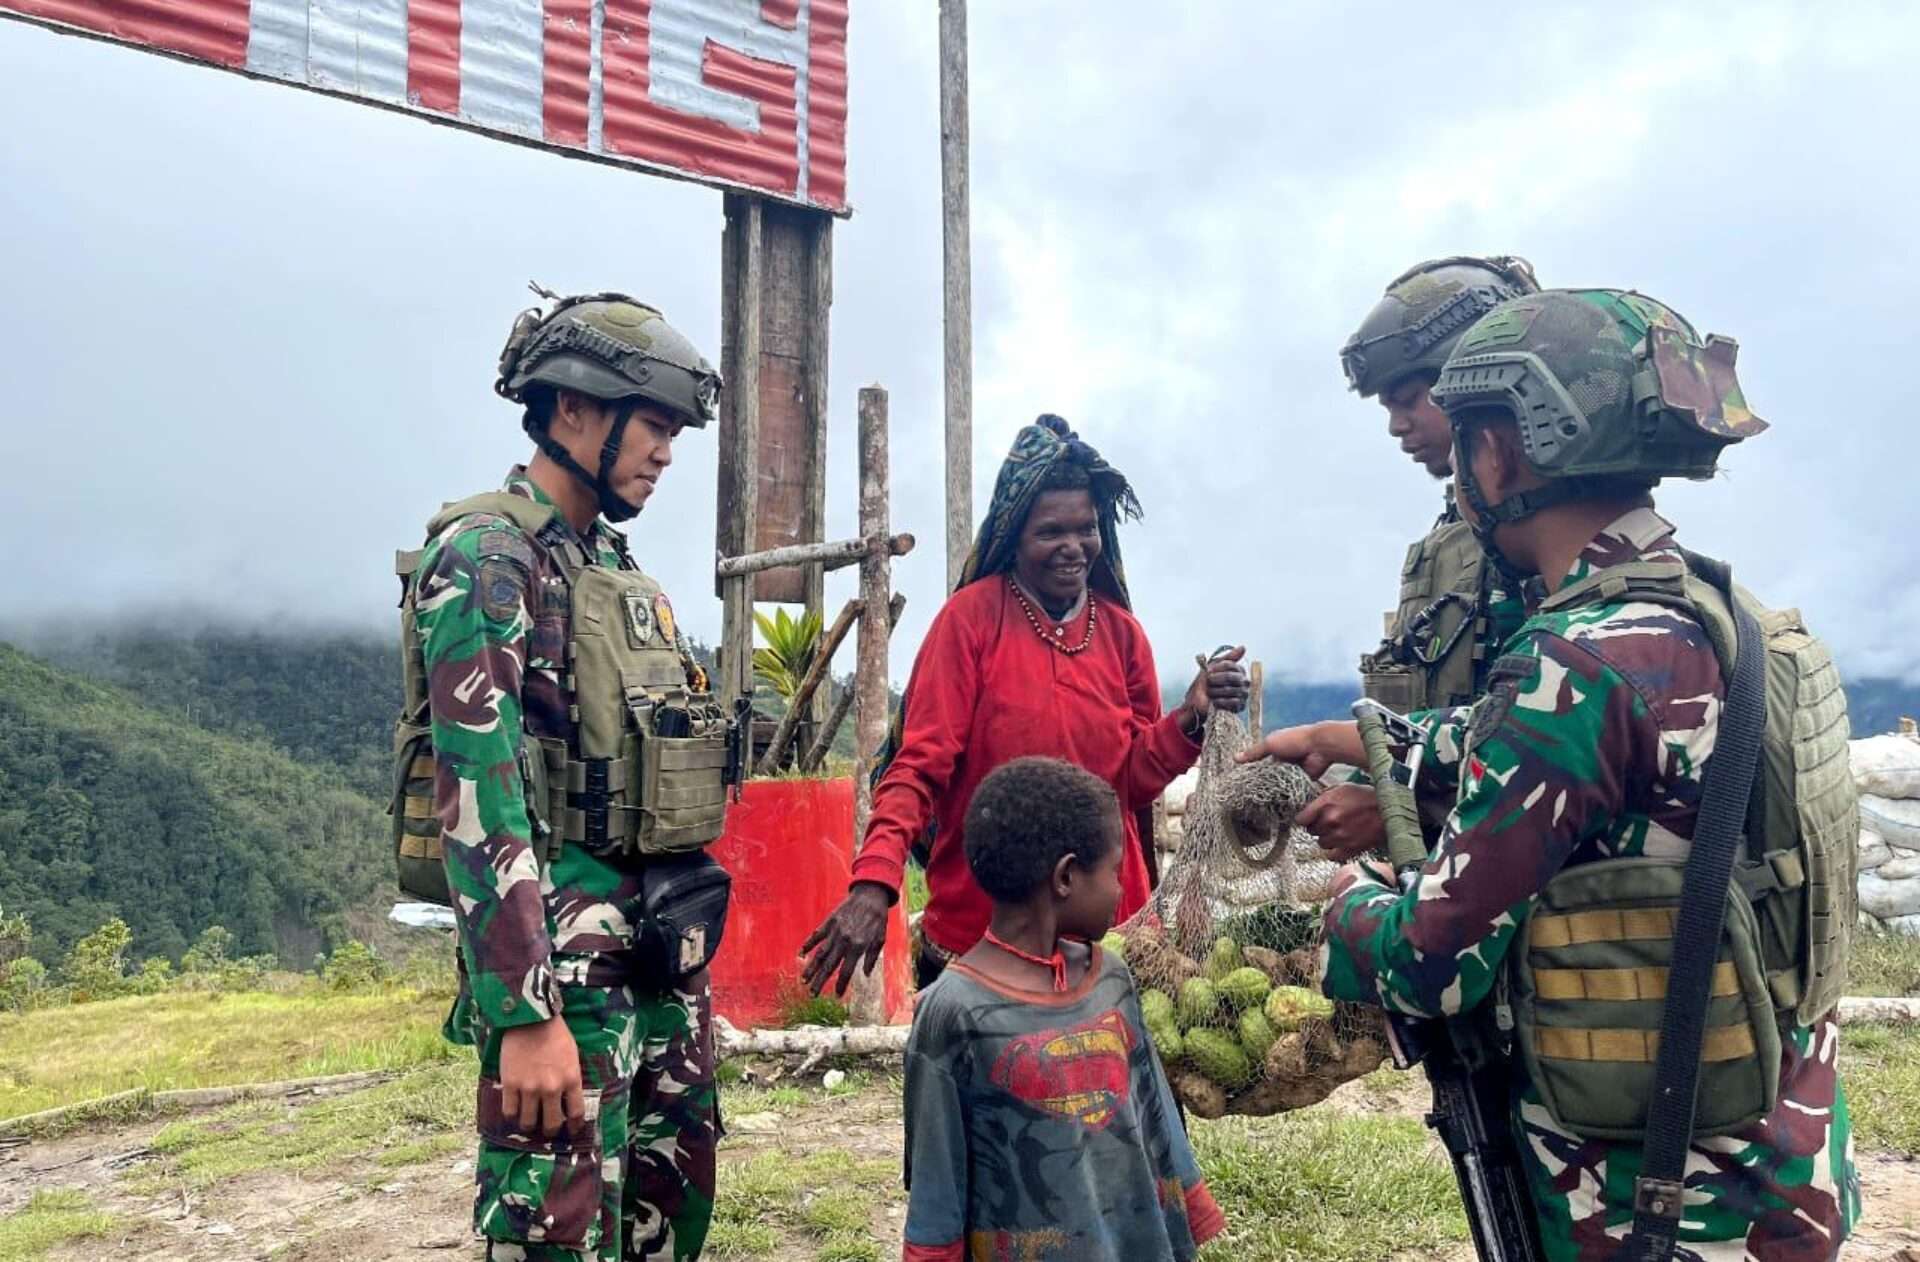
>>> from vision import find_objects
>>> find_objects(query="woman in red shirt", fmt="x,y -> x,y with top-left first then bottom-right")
802,415 -> 1248,995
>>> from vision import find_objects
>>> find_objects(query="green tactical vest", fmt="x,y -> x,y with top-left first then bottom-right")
1503,555 -> 1858,1141
389,492 -> 731,906
1360,514 -> 1493,711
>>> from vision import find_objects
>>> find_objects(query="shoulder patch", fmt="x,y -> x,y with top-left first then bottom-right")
476,528 -> 535,567
476,556 -> 530,624
1467,652 -> 1535,752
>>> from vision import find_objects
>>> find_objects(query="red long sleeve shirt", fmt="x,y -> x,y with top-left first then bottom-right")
851,578 -> 1200,957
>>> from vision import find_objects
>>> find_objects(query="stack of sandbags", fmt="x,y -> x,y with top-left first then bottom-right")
1854,724 -> 1920,935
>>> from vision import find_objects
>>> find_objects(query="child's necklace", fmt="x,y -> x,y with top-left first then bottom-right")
982,929 -> 1070,992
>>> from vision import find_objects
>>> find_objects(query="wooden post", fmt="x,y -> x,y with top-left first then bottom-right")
1249,659 -> 1265,738
939,0 -> 973,592
849,385 -> 892,1022
854,386 -> 892,837
719,195 -> 765,707
804,217 -> 834,728
801,593 -> 906,774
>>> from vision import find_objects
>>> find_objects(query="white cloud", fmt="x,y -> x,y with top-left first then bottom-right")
1,0 -> 1917,692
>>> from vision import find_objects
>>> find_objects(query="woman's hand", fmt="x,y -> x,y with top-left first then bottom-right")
1236,720 -> 1365,779
1178,646 -> 1250,732
799,881 -> 895,997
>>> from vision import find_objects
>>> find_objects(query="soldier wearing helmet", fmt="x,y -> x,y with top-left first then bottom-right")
395,290 -> 732,1262
1301,257 -> 1540,861
1251,289 -> 1860,1261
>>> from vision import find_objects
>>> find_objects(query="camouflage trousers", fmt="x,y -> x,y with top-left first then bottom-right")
469,962 -> 719,1262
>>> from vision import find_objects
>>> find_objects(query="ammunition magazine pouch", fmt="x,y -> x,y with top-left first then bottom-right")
1512,857 -> 1782,1141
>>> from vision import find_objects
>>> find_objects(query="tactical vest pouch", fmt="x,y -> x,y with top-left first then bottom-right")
1361,519 -> 1489,711
569,566 -> 728,857
1360,667 -> 1417,713
1511,857 -> 1781,1141
634,851 -> 732,982
390,718 -> 449,905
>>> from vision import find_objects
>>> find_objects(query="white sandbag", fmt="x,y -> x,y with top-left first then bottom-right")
1859,794 -> 1920,850
1857,870 -> 1920,920
1164,769 -> 1198,817
1880,854 -> 1920,882
1859,830 -> 1892,872
1851,735 -> 1920,798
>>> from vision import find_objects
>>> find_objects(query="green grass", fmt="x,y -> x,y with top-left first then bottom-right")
134,1061 -> 475,1191
0,1191 -> 119,1262
708,1147 -> 896,1260
1194,1110 -> 1470,1262
1851,929 -> 1920,998
904,865 -> 930,917
1844,1022 -> 1920,1154
0,985 -> 457,1121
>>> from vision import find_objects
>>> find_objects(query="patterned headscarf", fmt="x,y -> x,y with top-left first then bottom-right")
874,415 -> 1145,867
954,414 -> 1143,606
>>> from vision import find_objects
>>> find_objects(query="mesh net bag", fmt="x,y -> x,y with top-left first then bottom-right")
1114,711 -> 1389,1118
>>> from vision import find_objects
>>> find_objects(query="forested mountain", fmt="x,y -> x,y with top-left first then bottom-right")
0,642 -> 390,967
36,628 -> 402,799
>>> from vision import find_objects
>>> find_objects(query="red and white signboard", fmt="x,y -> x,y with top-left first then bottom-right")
0,0 -> 849,212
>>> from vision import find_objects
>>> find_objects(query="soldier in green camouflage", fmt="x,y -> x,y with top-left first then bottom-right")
1307,258 -> 1539,859
411,291 -> 725,1261
1251,289 -> 1859,1260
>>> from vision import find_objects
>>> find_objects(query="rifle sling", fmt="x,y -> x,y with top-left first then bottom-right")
1624,554 -> 1768,1260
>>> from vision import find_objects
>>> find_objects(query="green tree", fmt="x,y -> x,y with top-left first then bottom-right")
62,917 -> 132,1003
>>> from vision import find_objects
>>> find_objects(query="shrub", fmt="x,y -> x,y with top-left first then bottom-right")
0,956 -> 51,1012
320,940 -> 391,991
62,918 -> 132,1003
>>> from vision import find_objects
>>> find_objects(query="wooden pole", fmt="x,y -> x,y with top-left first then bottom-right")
1249,659 -> 1265,738
717,532 -> 914,580
939,0 -> 973,593
850,385 -> 893,1022
721,197 -> 765,706
854,386 -> 892,836
801,593 -> 906,773
803,215 -> 834,728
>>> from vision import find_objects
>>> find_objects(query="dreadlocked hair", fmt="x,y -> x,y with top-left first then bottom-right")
964,757 -> 1120,903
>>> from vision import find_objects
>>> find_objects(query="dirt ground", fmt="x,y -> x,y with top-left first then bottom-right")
4,1071 -> 1917,1261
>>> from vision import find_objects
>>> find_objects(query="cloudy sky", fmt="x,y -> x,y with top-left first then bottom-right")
3,1 -> 1917,689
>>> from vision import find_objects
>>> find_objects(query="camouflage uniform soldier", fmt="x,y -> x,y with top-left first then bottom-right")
1251,290 -> 1860,1259
1306,257 -> 1540,859
400,292 -> 731,1262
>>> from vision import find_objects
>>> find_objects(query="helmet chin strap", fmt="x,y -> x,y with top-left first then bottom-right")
1450,421 -> 1588,579
525,401 -> 644,525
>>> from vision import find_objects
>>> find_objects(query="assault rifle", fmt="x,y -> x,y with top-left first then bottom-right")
1352,700 -> 1545,1262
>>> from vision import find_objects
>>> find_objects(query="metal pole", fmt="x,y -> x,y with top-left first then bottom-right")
939,0 -> 973,592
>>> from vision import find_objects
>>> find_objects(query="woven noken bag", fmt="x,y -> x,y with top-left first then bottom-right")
1116,711 -> 1388,1118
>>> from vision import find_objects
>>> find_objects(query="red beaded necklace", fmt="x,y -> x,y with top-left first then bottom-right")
1008,576 -> 1097,655
982,929 -> 1071,991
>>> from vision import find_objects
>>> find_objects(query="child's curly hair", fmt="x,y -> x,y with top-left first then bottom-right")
963,757 -> 1120,902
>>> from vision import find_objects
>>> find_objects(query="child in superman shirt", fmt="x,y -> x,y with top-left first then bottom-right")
901,756 -> 1226,1262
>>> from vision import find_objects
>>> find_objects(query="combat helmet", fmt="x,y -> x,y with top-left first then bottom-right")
1340,256 -> 1541,398
496,287 -> 722,522
1431,287 -> 1767,545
